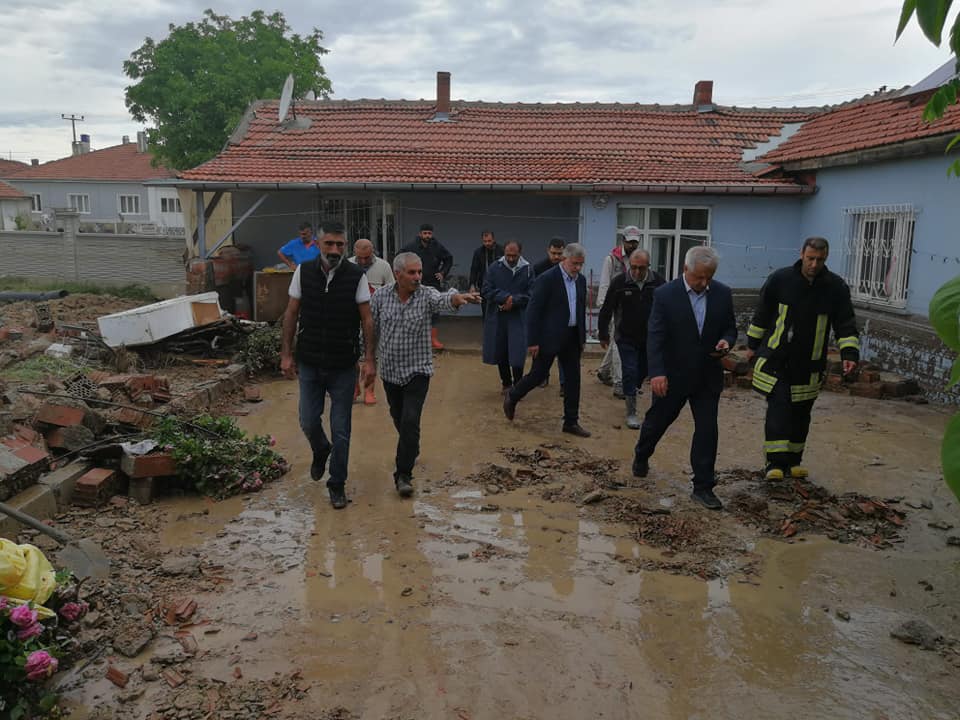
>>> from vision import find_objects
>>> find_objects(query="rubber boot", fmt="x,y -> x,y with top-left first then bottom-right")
431,327 -> 444,350
364,385 -> 376,405
625,395 -> 640,429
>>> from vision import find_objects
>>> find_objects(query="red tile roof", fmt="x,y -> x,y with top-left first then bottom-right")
0,159 -> 28,176
0,180 -> 28,199
761,89 -> 960,164
179,100 -> 819,191
9,142 -> 176,182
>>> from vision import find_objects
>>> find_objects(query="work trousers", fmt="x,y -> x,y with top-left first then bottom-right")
383,374 -> 431,478
509,327 -> 582,426
764,380 -> 815,469
633,383 -> 720,491
616,338 -> 648,397
298,363 -> 357,489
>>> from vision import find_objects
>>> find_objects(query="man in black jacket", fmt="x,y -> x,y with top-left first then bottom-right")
533,236 -> 566,276
401,223 -> 454,349
745,237 -> 860,481
280,220 -> 376,510
598,248 -> 664,429
631,245 -> 737,510
469,229 -> 503,318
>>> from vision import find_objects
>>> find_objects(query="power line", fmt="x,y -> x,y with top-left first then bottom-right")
61,113 -> 85,143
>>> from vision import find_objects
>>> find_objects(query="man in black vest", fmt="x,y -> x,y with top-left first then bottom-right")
280,220 -> 376,510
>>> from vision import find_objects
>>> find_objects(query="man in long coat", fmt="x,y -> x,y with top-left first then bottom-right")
482,240 -> 535,392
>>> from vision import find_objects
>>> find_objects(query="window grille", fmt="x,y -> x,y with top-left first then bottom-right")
840,204 -> 915,309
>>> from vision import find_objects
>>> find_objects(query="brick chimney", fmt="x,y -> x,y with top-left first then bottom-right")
433,71 -> 451,121
693,80 -> 714,109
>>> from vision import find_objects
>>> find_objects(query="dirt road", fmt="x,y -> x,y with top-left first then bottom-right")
63,354 -> 959,719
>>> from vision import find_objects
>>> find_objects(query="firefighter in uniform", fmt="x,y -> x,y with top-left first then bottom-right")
744,237 -> 860,480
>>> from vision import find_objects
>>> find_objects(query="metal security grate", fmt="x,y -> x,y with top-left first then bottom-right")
841,204 -> 915,309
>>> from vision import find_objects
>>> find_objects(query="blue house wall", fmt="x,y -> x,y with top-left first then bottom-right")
798,154 -> 960,317
578,194 -> 804,290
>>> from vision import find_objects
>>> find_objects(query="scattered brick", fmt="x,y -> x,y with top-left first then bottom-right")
36,404 -> 85,428
74,468 -> 117,507
174,598 -> 197,623
13,446 -> 49,466
243,386 -> 263,402
106,665 -> 129,688
162,669 -> 186,688
121,452 -> 176,479
233,666 -> 243,679
14,425 -> 40,443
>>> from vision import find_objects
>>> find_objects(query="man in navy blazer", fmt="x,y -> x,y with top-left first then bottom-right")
503,243 -> 590,437
632,245 -> 737,509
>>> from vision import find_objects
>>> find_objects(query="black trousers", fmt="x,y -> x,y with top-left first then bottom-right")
509,327 -> 581,425
383,374 -> 430,479
765,380 -> 815,469
633,382 -> 720,491
495,316 -> 523,387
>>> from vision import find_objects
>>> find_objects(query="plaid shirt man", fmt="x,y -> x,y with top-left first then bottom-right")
371,284 -> 458,384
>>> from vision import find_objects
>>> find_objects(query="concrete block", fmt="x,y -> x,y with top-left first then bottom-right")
128,477 -> 156,505
38,460 -> 92,508
243,386 -> 262,402
45,425 -> 95,451
0,484 -> 59,538
222,363 -> 247,385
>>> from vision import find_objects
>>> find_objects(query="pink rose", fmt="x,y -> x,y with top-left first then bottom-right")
59,602 -> 86,622
9,604 -> 38,628
17,622 -> 43,641
24,650 -> 58,681
0,596 -> 8,611
268,436 -> 277,446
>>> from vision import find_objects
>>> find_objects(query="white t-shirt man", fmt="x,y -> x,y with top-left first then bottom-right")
348,255 -> 394,290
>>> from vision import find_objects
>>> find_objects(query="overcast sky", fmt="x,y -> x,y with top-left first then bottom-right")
0,0 -> 952,164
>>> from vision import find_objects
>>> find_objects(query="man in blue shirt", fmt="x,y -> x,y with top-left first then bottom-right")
278,221 -> 321,269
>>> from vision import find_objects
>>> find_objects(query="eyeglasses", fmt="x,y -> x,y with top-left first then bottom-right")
630,265 -> 649,270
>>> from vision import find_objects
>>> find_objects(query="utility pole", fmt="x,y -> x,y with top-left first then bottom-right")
61,114 -> 85,142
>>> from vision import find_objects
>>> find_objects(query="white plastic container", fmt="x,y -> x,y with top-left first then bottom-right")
97,292 -> 223,348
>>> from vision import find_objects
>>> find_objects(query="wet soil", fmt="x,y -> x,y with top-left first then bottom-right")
53,354 -> 960,719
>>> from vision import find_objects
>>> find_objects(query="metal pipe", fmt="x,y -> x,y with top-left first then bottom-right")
0,290 -> 69,302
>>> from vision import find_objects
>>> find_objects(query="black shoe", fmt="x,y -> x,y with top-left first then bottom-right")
328,485 -> 347,509
311,444 -> 331,481
539,377 -> 549,388
562,423 -> 591,438
395,473 -> 414,498
632,457 -> 649,478
690,488 -> 723,510
503,394 -> 517,421
559,385 -> 565,397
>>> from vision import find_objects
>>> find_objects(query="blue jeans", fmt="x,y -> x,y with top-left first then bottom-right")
298,363 -> 357,488
616,339 -> 648,397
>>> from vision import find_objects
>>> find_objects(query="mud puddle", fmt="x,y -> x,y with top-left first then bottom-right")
52,355 -> 960,719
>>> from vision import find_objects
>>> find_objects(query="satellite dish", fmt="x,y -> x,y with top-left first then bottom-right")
278,74 -> 295,123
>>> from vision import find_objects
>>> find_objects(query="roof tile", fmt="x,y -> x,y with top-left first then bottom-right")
9,143 -> 176,182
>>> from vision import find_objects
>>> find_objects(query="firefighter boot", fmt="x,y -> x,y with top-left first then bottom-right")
764,464 -> 785,481
789,466 -> 809,478
625,395 -> 640,430
431,327 -> 444,350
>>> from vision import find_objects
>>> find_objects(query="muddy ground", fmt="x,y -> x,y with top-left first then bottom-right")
41,353 -> 960,720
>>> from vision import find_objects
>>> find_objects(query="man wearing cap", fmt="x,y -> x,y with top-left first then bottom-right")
401,223 -> 454,349
597,227 -> 642,398
277,221 -> 320,269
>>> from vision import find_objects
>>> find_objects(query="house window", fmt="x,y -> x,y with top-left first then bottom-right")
68,194 -> 90,214
160,197 -> 181,213
30,194 -> 42,212
616,205 -> 711,280
841,204 -> 915,309
119,194 -> 141,215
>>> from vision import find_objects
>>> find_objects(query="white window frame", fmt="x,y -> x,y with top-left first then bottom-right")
160,196 -> 182,213
30,193 -> 42,212
118,194 -> 141,215
615,205 -> 712,280
68,194 -> 90,214
841,204 -> 915,310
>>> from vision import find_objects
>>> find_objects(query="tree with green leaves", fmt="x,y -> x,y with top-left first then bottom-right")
123,9 -> 332,170
896,0 -> 960,502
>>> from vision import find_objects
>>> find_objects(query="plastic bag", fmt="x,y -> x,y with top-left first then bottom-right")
0,538 -> 56,605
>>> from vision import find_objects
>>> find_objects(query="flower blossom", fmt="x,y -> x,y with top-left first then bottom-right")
59,601 -> 87,622
24,650 -> 58,681
17,621 -> 44,641
9,604 -> 38,628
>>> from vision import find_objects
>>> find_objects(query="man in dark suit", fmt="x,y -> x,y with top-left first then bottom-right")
503,243 -> 589,437
632,245 -> 737,509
